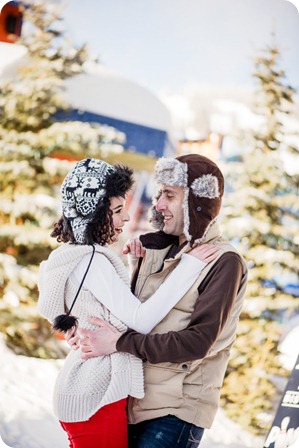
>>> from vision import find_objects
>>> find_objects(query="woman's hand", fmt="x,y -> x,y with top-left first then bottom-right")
122,237 -> 145,258
188,244 -> 220,263
65,326 -> 80,350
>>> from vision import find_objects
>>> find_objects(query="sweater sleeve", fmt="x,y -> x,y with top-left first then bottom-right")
116,253 -> 244,362
72,253 -> 207,334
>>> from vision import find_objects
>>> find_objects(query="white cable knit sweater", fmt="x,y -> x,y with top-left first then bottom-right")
38,243 -> 144,422
37,243 -> 206,422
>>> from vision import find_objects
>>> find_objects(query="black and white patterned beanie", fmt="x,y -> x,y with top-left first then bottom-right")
61,158 -> 115,243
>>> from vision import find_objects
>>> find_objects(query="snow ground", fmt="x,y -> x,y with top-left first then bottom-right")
0,336 -> 265,448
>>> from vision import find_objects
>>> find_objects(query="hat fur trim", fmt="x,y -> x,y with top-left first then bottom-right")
148,189 -> 164,230
191,174 -> 220,199
183,186 -> 192,241
154,157 -> 188,187
194,217 -> 218,245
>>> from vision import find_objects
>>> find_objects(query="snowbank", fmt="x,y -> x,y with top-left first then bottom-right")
0,336 -> 264,448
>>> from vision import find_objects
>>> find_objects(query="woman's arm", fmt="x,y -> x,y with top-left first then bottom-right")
78,253 -> 244,360
73,245 -> 219,334
116,253 -> 244,361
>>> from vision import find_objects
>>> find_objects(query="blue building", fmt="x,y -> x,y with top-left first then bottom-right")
60,62 -> 175,158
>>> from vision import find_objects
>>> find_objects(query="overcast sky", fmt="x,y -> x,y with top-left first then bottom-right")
60,0 -> 299,95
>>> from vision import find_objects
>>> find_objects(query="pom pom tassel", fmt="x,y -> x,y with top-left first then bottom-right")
53,314 -> 78,333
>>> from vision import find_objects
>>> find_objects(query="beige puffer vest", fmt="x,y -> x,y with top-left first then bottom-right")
127,224 -> 247,429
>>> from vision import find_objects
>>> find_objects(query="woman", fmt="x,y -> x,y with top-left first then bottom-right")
37,158 -> 219,448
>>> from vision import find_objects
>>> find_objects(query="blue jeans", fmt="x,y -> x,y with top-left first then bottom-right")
128,415 -> 204,448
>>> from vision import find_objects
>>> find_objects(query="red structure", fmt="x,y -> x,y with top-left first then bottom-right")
0,1 -> 23,43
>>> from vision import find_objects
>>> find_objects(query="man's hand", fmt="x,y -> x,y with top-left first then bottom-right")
122,237 -> 145,257
79,317 -> 123,360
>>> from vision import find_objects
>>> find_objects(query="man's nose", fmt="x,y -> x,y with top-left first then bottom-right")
156,197 -> 165,211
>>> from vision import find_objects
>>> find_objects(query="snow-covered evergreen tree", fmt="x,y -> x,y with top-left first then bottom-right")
0,1 -> 126,358
221,38 -> 299,434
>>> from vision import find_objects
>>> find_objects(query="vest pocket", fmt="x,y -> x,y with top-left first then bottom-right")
134,363 -> 189,409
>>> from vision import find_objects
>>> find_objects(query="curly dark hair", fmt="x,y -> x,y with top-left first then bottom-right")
51,164 -> 134,245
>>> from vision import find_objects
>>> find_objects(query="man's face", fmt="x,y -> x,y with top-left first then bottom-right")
155,185 -> 185,243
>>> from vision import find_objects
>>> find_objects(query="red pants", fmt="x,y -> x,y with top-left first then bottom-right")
60,398 -> 128,448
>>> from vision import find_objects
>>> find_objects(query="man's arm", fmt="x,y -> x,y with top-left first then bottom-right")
116,252 -> 244,363
80,253 -> 244,362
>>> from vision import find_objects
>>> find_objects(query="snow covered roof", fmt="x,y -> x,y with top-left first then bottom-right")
64,61 -> 173,133
0,43 -> 173,133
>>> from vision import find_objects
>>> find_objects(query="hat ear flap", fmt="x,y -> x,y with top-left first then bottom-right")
148,189 -> 164,230
191,174 -> 220,199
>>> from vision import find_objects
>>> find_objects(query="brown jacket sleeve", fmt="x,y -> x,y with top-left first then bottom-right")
116,252 -> 243,363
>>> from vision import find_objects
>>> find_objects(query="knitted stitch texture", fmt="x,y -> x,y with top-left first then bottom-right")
38,243 -> 144,422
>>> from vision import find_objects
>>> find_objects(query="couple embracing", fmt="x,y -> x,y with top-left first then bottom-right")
38,154 -> 247,448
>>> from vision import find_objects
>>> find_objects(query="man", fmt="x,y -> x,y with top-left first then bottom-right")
77,154 -> 248,447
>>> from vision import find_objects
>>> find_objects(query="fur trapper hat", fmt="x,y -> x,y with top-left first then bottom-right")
149,154 -> 224,244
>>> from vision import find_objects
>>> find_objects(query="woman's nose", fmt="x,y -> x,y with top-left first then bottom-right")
123,210 -> 130,222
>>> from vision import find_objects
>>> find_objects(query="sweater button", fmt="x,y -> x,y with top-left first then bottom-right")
182,364 -> 188,371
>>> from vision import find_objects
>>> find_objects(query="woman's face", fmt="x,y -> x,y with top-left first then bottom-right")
109,196 -> 130,244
